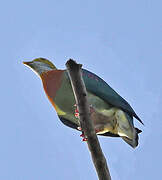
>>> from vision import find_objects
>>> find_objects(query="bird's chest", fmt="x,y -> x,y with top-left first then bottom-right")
54,78 -> 76,114
43,72 -> 114,126
54,77 -> 112,117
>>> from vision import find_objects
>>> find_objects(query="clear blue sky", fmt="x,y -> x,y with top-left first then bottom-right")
0,0 -> 161,179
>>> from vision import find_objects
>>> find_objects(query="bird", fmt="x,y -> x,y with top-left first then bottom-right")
23,58 -> 143,148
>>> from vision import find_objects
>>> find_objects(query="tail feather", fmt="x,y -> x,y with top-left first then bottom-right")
121,128 -> 142,148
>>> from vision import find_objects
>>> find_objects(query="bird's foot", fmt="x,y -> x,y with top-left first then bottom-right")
77,126 -> 100,141
74,104 -> 95,119
89,104 -> 95,113
77,127 -> 88,141
74,104 -> 79,118
80,132 -> 88,141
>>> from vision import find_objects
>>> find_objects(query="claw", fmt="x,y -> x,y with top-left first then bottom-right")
95,129 -> 100,134
74,104 -> 95,119
75,113 -> 79,118
74,104 -> 80,118
83,138 -> 88,141
77,127 -> 82,131
80,133 -> 84,137
75,109 -> 79,113
79,131 -> 88,141
90,105 -> 95,113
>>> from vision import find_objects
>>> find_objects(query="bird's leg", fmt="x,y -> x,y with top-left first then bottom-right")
77,126 -> 100,141
81,132 -> 88,141
74,104 -> 79,118
74,104 -> 95,118
89,104 -> 95,113
75,104 -> 96,141
77,127 -> 88,141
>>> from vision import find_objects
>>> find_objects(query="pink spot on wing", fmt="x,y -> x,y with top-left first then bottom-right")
88,74 -> 93,78
95,77 -> 99,81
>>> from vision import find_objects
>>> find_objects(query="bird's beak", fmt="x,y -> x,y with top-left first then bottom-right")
23,61 -> 40,77
23,61 -> 32,67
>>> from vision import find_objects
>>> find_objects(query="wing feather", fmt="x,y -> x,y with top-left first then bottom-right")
82,69 -> 143,125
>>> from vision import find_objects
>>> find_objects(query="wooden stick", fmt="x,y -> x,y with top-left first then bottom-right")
66,59 -> 111,180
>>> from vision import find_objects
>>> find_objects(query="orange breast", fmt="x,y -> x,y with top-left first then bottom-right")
41,70 -> 65,108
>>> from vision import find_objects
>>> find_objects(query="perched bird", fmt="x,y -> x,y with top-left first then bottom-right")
23,58 -> 143,148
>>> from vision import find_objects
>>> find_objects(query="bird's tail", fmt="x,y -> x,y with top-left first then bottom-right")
121,128 -> 142,148
115,110 -> 142,148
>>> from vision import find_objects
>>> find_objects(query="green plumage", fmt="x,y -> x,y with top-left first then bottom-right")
52,69 -> 143,147
23,58 -> 143,148
55,69 -> 142,125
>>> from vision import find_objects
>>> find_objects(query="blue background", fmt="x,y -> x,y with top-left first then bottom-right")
1,0 -> 161,179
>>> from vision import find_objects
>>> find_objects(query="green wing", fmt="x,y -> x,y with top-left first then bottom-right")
82,69 -> 143,125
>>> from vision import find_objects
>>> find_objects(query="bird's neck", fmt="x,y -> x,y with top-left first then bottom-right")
32,65 -> 56,77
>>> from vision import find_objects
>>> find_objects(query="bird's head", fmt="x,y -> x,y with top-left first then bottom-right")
23,58 -> 57,76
